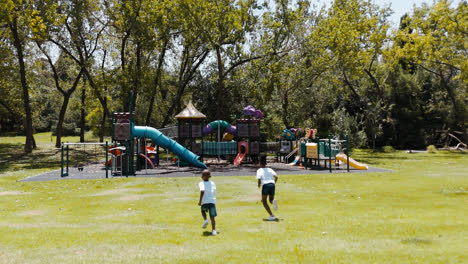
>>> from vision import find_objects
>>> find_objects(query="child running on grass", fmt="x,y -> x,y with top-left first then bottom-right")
198,169 -> 217,235
256,155 -> 278,221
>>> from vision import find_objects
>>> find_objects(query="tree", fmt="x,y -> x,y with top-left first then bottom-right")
0,30 -> 22,129
44,0 -> 109,143
0,0 -> 41,152
180,0 -> 260,119
393,1 -> 467,144
308,0 -> 392,145
36,45 -> 83,147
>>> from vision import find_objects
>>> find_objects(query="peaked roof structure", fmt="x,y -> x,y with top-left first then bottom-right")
175,101 -> 206,119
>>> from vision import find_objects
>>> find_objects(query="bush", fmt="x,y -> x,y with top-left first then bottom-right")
382,146 -> 396,153
427,145 -> 437,153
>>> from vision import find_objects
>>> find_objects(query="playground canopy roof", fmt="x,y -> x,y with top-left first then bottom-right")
175,101 -> 206,119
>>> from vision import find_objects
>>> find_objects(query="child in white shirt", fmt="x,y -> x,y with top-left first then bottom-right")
256,155 -> 278,221
198,169 -> 217,235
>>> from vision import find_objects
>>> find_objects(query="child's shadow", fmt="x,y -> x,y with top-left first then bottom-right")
202,231 -> 219,236
262,218 -> 282,222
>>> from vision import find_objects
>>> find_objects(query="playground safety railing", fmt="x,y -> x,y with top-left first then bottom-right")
203,141 -> 237,155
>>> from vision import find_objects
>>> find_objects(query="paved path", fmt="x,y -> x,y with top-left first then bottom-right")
20,161 -> 390,182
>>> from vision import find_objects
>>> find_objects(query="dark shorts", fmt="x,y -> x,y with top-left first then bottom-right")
201,203 -> 217,218
262,183 -> 275,196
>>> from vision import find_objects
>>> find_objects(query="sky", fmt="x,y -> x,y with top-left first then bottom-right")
311,0 -> 463,28
376,0 -> 435,28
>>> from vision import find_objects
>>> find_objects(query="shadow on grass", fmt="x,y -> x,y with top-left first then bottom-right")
202,231 -> 219,237
0,143 -> 106,174
401,237 -> 432,245
352,151 -> 467,166
262,218 -> 282,222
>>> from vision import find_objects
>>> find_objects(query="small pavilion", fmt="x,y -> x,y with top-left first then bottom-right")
175,101 -> 206,155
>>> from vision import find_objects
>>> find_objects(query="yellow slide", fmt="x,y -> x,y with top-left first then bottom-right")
335,153 -> 368,170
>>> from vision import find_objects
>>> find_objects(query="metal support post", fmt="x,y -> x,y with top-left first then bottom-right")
346,135 -> 350,172
328,136 -> 332,173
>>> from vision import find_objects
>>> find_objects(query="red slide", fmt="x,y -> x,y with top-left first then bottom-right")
234,141 -> 249,166
234,152 -> 246,166
139,153 -> 155,169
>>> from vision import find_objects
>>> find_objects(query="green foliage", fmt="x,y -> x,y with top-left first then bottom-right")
391,0 -> 468,144
331,107 -> 367,148
1,0 -> 467,151
381,146 -> 396,153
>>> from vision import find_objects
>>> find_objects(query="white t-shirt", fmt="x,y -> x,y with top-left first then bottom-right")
199,180 -> 216,204
256,168 -> 277,186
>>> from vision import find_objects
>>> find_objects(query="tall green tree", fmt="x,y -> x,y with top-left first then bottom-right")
36,45 -> 83,147
309,0 -> 392,147
180,0 -> 260,119
45,0 -> 109,143
393,0 -> 467,145
0,30 -> 22,127
0,0 -> 42,152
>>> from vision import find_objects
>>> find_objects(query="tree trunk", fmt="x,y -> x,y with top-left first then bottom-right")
160,83 -> 187,128
215,46 -> 225,120
84,68 -> 109,142
83,68 -> 111,118
442,79 -> 467,144
120,32 -> 130,109
129,42 -> 141,114
364,68 -> 383,100
9,17 -> 35,152
146,39 -> 168,126
120,31 -> 131,111
55,95 -> 71,148
282,90 -> 290,128
53,68 -> 84,148
99,105 -> 107,142
159,49 -> 209,128
80,79 -> 86,142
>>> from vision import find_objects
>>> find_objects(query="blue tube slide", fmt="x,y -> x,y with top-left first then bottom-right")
132,125 -> 207,169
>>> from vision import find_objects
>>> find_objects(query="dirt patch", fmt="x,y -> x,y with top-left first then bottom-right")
16,210 -> 48,216
118,194 -> 156,201
0,191 -> 31,196
91,188 -> 140,196
239,194 -> 260,202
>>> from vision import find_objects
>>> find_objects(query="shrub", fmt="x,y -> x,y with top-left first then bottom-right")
427,145 -> 437,153
382,146 -> 396,153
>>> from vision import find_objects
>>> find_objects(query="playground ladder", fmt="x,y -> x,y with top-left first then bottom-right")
285,147 -> 299,161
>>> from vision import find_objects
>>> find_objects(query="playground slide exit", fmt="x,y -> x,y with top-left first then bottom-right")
132,125 -> 207,169
335,153 -> 368,170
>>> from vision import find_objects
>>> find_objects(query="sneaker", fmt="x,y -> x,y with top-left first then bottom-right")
267,216 -> 277,221
212,230 -> 217,236
202,219 -> 208,229
273,199 -> 278,211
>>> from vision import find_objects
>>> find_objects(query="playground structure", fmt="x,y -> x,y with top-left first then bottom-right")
175,102 -> 262,166
60,94 -> 368,177
109,111 -> 207,176
279,127 -> 368,172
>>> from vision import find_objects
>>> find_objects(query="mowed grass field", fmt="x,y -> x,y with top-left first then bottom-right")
0,133 -> 467,263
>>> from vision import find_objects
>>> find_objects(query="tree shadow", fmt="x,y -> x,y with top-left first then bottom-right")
0,143 -> 106,173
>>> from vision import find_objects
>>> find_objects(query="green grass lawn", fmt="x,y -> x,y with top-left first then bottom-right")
0,133 -> 467,263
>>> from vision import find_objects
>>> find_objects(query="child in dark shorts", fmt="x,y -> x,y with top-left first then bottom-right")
256,155 -> 278,220
198,169 -> 217,235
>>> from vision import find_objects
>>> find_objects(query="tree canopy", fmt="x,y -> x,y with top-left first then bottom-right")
1,0 -> 467,150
